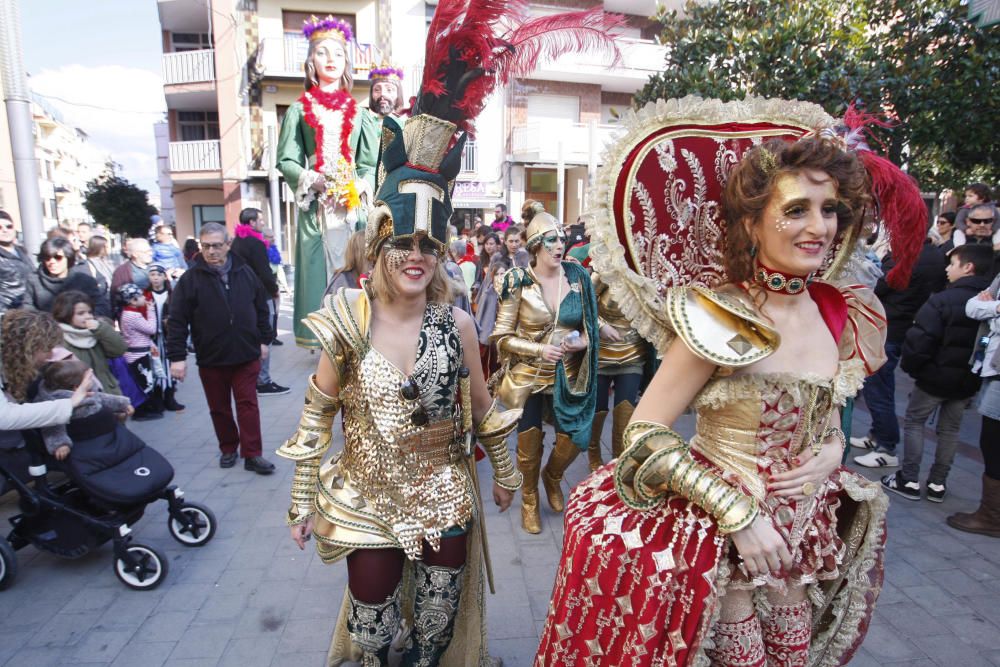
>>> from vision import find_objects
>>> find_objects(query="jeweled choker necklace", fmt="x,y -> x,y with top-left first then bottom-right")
754,263 -> 811,295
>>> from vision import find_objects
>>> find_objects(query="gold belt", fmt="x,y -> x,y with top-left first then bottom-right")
404,419 -> 461,468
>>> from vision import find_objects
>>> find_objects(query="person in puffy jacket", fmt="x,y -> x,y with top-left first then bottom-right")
884,244 -> 994,502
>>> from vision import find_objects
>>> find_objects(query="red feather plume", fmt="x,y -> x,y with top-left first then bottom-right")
840,105 -> 926,290
417,0 -> 625,134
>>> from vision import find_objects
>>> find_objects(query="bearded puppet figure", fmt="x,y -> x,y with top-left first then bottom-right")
275,16 -> 383,349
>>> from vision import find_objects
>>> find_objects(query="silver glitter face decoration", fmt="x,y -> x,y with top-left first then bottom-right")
774,218 -> 792,233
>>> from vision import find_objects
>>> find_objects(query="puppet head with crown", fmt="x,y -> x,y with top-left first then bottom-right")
368,62 -> 404,116
302,15 -> 354,92
364,0 -> 624,276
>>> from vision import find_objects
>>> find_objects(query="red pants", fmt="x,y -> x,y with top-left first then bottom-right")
198,360 -> 263,458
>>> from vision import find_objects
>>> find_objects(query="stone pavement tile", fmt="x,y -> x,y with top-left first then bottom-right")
230,604 -> 289,639
0,599 -> 66,630
984,648 -> 1000,666
841,648 -> 884,667
156,582 -> 214,613
526,588 -> 553,623
961,594 -> 1000,619
70,628 -> 136,663
109,641 -> 176,667
857,621 -> 926,662
902,582 -> 977,615
910,630 -> 994,665
877,581 -> 909,606
1,645 -> 73,666
274,618 -> 332,654
133,610 -> 198,643
163,659 -> 219,667
489,636 -> 540,666
926,567 -> 992,597
174,555 -> 231,586
269,650 -> 328,667
877,601 -> 951,638
0,628 -> 29,665
193,591 -> 251,624
287,584 -> 343,621
487,603 -> 536,640
25,610 -> 99,648
167,622 -> 234,661
938,613 -> 1000,650
216,636 -> 280,667
62,586 -> 121,614
882,557 -> 927,588
952,553 -> 1000,582
92,589 -> 166,631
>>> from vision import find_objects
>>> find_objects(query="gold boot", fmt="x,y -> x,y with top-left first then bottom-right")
542,433 -> 581,513
587,411 -> 608,472
517,428 -> 543,534
611,401 -> 635,459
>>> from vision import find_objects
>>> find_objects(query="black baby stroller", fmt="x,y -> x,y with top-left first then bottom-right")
0,408 -> 217,591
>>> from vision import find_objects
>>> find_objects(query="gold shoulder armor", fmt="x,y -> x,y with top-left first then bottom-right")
665,287 -> 779,368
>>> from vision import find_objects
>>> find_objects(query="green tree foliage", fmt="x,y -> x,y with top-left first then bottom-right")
83,172 -> 158,238
636,0 -> 999,191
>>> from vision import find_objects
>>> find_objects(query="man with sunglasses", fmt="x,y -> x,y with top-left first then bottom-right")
166,223 -> 275,475
0,210 -> 33,314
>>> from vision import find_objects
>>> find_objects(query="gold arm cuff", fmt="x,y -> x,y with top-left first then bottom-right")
498,335 -> 545,360
477,401 -> 523,490
275,375 -> 341,461
285,459 -> 320,526
616,420 -> 758,532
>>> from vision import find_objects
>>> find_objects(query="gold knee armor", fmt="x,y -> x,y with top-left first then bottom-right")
276,375 -> 341,525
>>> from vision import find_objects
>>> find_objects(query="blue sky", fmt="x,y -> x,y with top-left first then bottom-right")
20,0 -> 167,194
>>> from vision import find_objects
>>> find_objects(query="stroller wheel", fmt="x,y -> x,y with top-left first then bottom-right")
167,503 -> 217,547
114,544 -> 167,590
0,539 -> 17,591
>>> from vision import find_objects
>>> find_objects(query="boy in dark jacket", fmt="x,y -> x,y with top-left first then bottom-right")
885,244 -> 995,501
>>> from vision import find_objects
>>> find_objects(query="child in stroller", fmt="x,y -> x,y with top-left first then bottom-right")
0,365 -> 217,592
35,359 -> 133,461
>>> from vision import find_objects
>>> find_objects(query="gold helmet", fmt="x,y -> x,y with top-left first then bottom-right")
525,211 -> 563,249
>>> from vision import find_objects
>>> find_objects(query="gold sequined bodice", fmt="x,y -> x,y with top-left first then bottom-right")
593,272 -> 648,370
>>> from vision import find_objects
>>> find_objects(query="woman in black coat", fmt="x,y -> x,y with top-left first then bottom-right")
26,238 -> 111,318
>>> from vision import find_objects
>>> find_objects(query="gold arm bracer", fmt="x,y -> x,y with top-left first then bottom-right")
489,274 -> 544,360
613,420 -> 758,534
276,375 -> 341,525
476,400 -> 523,491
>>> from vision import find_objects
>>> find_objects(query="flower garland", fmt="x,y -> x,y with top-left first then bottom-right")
300,88 -> 360,210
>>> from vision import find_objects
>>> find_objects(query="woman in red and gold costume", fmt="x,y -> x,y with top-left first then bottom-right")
535,97 -> 927,666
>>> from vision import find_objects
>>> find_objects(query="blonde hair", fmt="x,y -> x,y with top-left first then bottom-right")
369,247 -> 452,304
1,310 -> 64,402
332,231 -> 368,280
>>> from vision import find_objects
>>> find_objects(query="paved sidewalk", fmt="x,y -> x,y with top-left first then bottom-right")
1,304 -> 999,666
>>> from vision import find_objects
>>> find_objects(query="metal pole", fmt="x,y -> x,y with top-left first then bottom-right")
0,0 -> 43,254
556,138 -> 565,224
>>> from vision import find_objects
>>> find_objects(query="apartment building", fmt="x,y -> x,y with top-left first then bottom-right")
0,68 -> 107,240
155,0 -> 671,249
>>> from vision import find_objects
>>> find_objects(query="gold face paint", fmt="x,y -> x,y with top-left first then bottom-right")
386,248 -> 409,273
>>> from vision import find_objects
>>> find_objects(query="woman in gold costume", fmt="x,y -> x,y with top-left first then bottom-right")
491,206 -> 599,534
277,113 -> 523,666
587,272 -> 652,470
535,99 -> 928,665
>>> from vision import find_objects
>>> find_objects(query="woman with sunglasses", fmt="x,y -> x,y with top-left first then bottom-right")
277,114 -> 523,665
490,204 -> 599,534
26,238 -> 110,318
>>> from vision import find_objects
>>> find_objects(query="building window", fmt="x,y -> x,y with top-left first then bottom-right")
171,32 -> 213,52
178,111 -> 220,142
193,205 -> 226,235
461,141 -> 477,173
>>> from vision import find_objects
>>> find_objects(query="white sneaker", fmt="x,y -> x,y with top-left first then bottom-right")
850,436 -> 878,450
854,451 -> 900,468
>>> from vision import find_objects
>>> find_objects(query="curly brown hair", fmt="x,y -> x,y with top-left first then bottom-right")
2,310 -> 64,402
721,136 -> 871,284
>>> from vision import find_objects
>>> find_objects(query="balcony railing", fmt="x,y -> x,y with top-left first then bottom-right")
168,140 -> 220,172
274,34 -> 385,78
461,141 -> 477,173
511,122 -> 619,164
162,49 -> 216,85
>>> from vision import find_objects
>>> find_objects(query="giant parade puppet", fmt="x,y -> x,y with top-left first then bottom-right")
276,17 -> 386,349
533,97 -> 927,666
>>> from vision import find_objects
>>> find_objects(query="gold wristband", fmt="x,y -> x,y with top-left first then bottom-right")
276,375 -> 340,461
477,401 -> 523,491
821,426 -> 847,452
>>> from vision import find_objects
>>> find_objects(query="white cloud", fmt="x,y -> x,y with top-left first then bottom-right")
29,65 -> 165,195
